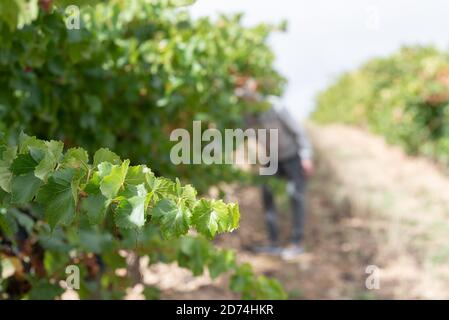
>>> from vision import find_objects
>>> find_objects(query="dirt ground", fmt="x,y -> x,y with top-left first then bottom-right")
143,123 -> 449,300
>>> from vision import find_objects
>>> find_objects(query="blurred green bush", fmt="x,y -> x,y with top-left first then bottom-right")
313,46 -> 449,165
0,0 -> 286,190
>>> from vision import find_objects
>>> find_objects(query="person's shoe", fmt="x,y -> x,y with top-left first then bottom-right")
281,244 -> 305,261
251,244 -> 283,256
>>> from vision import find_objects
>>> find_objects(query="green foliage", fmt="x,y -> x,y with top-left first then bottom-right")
1,133 -> 239,236
0,135 -> 286,299
0,0 -> 285,191
230,263 -> 287,300
192,199 -> 239,239
313,46 -> 449,165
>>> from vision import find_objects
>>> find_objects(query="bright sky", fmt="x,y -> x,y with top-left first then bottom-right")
190,0 -> 449,119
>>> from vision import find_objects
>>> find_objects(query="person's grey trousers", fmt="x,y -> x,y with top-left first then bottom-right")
261,154 -> 306,245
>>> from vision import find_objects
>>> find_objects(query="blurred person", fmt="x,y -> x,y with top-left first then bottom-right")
238,78 -> 314,260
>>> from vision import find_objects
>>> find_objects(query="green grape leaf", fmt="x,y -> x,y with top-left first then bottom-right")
10,152 -> 44,203
209,250 -> 236,279
33,140 -> 64,180
97,162 -> 113,177
191,199 -> 218,239
81,193 -> 107,224
180,184 -> 197,209
192,200 -> 239,239
227,203 -> 240,230
10,153 -> 38,175
93,148 -> 121,167
11,173 -> 43,204
125,165 -> 150,186
115,183 -> 147,229
71,167 -> 86,206
36,168 -> 77,229
18,133 -> 46,154
0,146 -> 17,192
100,160 -> 129,199
151,198 -> 191,239
84,171 -> 101,194
146,175 -> 175,203
62,147 -> 89,170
